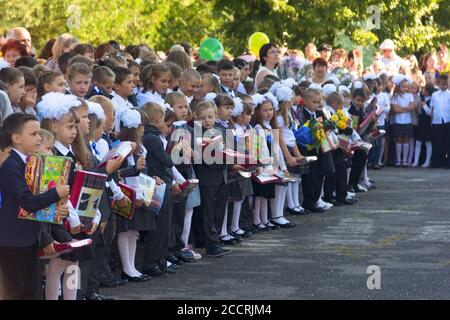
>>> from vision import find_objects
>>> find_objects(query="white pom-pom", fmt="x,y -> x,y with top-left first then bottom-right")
231,97 -> 244,117
252,93 -> 265,107
363,73 -> 377,81
36,92 -> 81,120
329,74 -> 341,86
308,83 -> 323,91
269,81 -> 283,95
204,92 -> 217,102
135,58 -> 142,65
352,80 -> 364,90
87,101 -> 105,120
264,92 -> 279,111
163,103 -> 173,112
393,75 -> 406,86
275,86 -> 294,103
281,78 -> 297,88
120,108 -> 142,129
322,84 -> 337,97
338,85 -> 350,95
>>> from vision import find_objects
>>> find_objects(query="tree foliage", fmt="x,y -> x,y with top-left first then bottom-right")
0,0 -> 449,57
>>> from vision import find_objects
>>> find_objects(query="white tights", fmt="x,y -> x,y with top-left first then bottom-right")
118,230 -> 141,277
45,258 -> 79,300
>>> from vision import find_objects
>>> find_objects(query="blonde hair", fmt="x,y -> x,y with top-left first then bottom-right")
50,33 -> 79,70
194,101 -> 216,118
141,102 -> 165,125
39,128 -> 54,144
89,95 -> 114,114
165,91 -> 187,107
277,100 -> 293,127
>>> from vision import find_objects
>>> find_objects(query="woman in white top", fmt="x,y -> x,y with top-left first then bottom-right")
309,57 -> 340,86
390,77 -> 416,166
255,43 -> 281,90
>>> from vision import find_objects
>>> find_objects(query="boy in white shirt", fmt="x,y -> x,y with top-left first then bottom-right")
430,75 -> 450,168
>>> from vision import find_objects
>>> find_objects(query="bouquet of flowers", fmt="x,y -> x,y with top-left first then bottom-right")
293,118 -> 327,151
329,109 -> 349,131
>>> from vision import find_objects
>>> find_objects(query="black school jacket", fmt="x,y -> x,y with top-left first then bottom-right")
142,124 -> 174,185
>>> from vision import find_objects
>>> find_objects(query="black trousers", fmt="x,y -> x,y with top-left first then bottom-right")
324,150 -> 348,202
199,184 -> 227,251
77,230 -> 104,299
0,244 -> 40,300
432,123 -> 449,167
349,149 -> 368,188
190,206 -> 205,247
143,186 -> 173,269
239,196 -> 253,230
170,199 -> 187,255
301,161 -> 323,209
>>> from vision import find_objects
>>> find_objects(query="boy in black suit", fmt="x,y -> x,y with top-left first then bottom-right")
193,101 -> 231,257
298,88 -> 327,213
0,113 -> 70,299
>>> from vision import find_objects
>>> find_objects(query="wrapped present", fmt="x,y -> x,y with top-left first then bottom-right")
69,170 -> 108,233
179,179 -> 199,194
97,141 -> 133,168
350,115 -> 360,129
37,239 -> 93,259
18,154 -> 72,224
149,182 -> 166,215
112,183 -> 136,220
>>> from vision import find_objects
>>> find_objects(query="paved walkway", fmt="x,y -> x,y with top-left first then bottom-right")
103,168 -> 450,299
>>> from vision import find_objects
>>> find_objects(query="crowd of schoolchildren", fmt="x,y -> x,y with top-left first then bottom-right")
0,28 -> 449,300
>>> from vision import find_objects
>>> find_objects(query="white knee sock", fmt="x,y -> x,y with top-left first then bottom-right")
62,261 -> 78,300
260,198 -> 269,225
408,138 -> 414,164
292,181 -> 300,207
118,231 -> 138,277
253,197 -> 262,225
378,138 -> 385,165
396,143 -> 402,163
230,200 -> 243,233
425,141 -> 432,165
413,140 -> 422,166
220,203 -> 229,237
181,207 -> 193,246
286,183 -> 295,209
128,231 -> 141,276
402,143 -> 409,164
45,258 -> 66,300
271,185 -> 290,224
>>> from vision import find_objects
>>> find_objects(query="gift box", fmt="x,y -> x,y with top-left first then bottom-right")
149,182 -> 166,215
136,173 -> 156,207
69,170 -> 108,233
18,154 -> 72,224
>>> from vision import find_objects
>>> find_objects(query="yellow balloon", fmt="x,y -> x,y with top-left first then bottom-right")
248,32 -> 270,57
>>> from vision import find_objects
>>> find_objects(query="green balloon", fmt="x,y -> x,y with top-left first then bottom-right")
199,37 -> 224,61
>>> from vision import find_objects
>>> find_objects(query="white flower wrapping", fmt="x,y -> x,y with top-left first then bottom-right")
231,97 -> 244,117
120,108 -> 142,129
352,80 -> 364,90
87,100 -> 105,120
36,92 -> 81,120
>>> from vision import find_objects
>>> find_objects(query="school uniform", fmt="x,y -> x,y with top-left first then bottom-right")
141,124 -> 174,274
136,90 -> 166,109
390,93 -> 414,137
323,108 -> 353,204
85,85 -> 113,99
348,103 -> 369,190
220,84 -> 236,98
193,126 -> 228,253
430,89 -> 450,167
0,149 -> 60,300
298,108 -> 326,211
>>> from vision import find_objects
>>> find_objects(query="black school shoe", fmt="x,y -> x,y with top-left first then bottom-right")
100,275 -> 128,288
142,265 -> 167,278
270,217 -> 296,228
306,205 -> 325,213
166,254 -> 183,266
121,271 -> 149,283
206,246 -> 231,258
